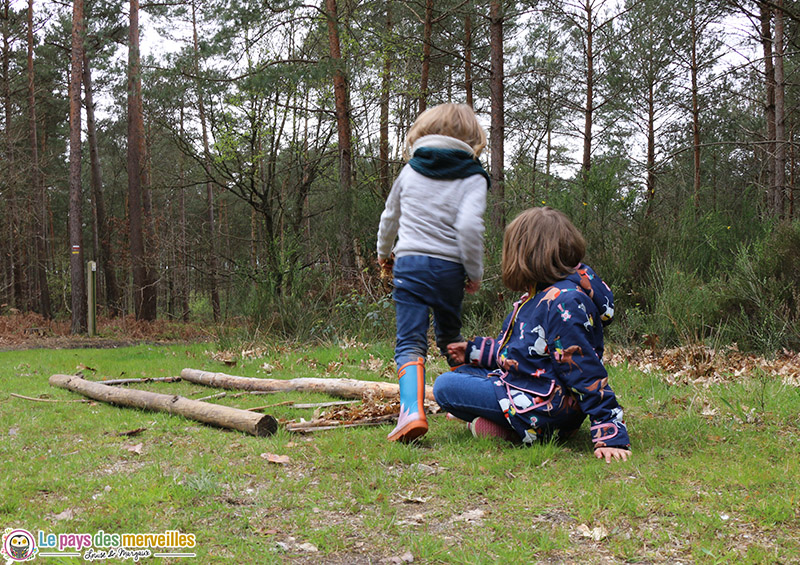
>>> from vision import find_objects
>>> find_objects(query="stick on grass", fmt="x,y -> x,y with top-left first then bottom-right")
10,392 -> 89,403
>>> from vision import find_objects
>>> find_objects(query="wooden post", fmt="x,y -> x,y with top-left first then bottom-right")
87,260 -> 96,336
49,374 -> 278,437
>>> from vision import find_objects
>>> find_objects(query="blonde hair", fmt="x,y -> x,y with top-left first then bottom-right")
404,103 -> 487,159
502,207 -> 586,292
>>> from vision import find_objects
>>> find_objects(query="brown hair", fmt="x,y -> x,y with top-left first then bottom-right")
501,207 -> 586,292
404,103 -> 487,159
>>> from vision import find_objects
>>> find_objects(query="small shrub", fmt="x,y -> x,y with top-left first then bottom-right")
634,260 -> 728,348
722,222 -> 800,353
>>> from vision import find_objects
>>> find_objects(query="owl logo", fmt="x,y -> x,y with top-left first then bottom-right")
1,528 -> 37,562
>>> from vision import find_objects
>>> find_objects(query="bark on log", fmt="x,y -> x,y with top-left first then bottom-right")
49,374 -> 277,437
180,368 -> 435,402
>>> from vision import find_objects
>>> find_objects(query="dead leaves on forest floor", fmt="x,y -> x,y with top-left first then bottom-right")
606,344 -> 800,387
0,313 -> 208,350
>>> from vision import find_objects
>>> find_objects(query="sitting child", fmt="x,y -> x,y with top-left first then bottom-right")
433,207 -> 631,462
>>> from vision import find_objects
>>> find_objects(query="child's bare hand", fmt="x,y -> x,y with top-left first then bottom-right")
446,342 -> 467,365
594,447 -> 631,463
465,279 -> 480,294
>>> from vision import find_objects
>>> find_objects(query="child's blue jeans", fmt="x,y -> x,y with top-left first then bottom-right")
434,365 -> 588,441
433,365 -> 508,425
392,255 -> 466,368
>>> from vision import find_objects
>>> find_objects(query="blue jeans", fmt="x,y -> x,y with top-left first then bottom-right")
433,366 -> 509,426
434,366 -> 588,441
393,255 -> 466,368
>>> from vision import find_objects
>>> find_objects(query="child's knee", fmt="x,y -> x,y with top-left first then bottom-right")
432,371 -> 458,404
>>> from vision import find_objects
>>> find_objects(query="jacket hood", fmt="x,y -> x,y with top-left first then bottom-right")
565,264 -> 615,325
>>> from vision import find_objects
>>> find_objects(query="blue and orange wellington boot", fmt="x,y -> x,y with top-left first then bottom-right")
387,357 -> 428,442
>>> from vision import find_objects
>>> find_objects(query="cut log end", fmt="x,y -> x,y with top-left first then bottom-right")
254,414 -> 279,437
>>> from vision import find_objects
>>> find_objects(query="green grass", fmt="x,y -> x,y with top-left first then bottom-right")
1,343 -> 799,563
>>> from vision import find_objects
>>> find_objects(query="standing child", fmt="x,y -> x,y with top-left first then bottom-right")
434,207 -> 631,462
377,103 -> 490,443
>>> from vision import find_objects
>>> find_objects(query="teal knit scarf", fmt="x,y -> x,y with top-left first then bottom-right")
409,147 -> 491,189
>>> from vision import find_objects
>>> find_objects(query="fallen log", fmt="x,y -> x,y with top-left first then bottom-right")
49,374 -> 277,437
180,368 -> 436,402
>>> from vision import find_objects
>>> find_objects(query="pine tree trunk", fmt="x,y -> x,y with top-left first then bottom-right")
127,0 -> 156,320
489,0 -> 505,230
140,118 -> 157,314
325,0 -> 354,271
773,0 -> 786,219
690,6 -> 701,210
178,101 -> 190,322
83,52 -> 122,317
69,0 -> 87,333
2,0 -> 23,309
191,1 -> 219,321
379,4 -> 391,198
645,82 -> 656,216
760,2 -> 777,216
419,0 -> 433,113
581,2 -> 594,185
464,6 -> 473,108
27,0 -> 51,318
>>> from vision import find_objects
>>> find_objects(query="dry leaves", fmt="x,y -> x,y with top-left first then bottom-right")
260,453 -> 290,465
340,338 -> 368,349
0,313 -> 208,349
52,509 -> 75,522
208,347 -> 270,366
239,347 -> 269,360
395,513 -> 426,526
123,443 -> 143,455
451,509 -> 485,524
606,344 -> 800,387
394,492 -> 429,504
577,523 -> 608,540
359,354 -> 385,372
381,552 -> 414,563
274,537 -> 318,552
209,351 -> 237,366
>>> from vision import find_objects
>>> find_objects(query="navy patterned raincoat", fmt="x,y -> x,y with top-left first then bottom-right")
465,264 -> 631,449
